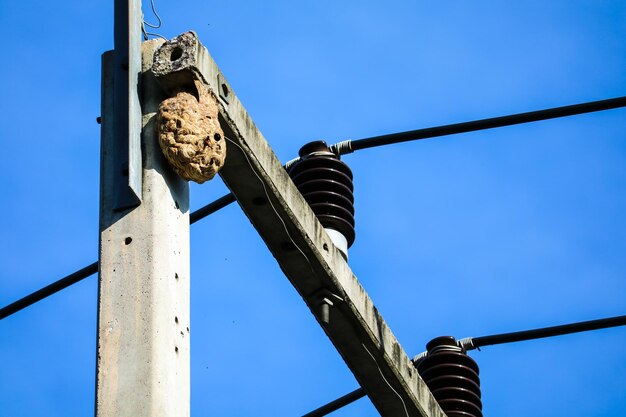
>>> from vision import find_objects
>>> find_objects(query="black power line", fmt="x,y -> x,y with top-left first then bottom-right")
303,313 -> 626,417
346,95 -> 626,152
0,262 -> 98,320
302,388 -> 366,417
0,194 -> 235,321
3,95 -> 625,321
189,192 -> 236,224
461,314 -> 626,350
204,96 -> 626,226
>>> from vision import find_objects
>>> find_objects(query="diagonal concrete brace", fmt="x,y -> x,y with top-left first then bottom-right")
151,31 -> 445,417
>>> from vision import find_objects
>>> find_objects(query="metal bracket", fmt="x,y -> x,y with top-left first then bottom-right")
309,288 -> 343,325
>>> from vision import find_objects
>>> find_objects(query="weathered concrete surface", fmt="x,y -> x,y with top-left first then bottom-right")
96,39 -> 190,417
153,32 -> 446,417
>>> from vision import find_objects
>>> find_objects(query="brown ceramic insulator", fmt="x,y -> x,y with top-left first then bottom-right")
417,336 -> 483,417
288,141 -> 356,247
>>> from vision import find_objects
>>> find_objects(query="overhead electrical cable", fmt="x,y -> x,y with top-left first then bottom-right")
208,95 -> 626,221
457,313 -> 626,351
0,262 -> 98,320
0,195 -> 235,320
340,95 -> 626,154
2,95 -> 624,320
302,313 -> 626,417
189,192 -> 236,224
301,388 -> 366,417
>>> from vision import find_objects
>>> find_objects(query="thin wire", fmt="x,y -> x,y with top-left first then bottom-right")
141,0 -> 167,40
361,343 -> 409,417
224,136 -> 316,276
142,23 -> 167,41
143,0 -> 162,28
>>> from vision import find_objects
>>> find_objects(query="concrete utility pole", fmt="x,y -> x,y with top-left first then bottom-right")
95,2 -> 190,416
152,32 -> 445,417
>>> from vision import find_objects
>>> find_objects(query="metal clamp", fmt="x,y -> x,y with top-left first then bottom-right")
309,288 -> 343,325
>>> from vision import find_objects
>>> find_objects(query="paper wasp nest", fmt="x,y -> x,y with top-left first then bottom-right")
157,82 -> 226,183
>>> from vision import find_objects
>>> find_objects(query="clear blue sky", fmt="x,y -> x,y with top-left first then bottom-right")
1,1 -> 625,416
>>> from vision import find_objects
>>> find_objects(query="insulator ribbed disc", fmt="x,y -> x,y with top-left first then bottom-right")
291,167 -> 353,192
303,191 -> 355,214
289,156 -> 353,181
446,412 -> 481,417
297,180 -> 354,203
309,203 -> 355,225
431,387 -> 482,409
425,375 -> 481,398
438,399 -> 483,417
419,363 -> 480,384
417,351 -> 480,375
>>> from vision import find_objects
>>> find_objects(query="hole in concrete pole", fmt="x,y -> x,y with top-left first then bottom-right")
175,316 -> 179,324
175,273 -> 179,280
175,346 -> 179,353
170,46 -> 183,62
124,237 -> 132,245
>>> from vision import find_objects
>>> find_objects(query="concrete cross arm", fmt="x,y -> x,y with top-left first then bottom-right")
152,32 -> 445,417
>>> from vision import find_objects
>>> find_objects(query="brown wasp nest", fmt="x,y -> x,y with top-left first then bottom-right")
157,81 -> 226,183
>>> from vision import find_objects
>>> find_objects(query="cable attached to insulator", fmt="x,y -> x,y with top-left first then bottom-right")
287,140 -> 356,258
416,336 -> 483,417
326,95 -> 626,156
459,314 -> 626,350
457,337 -> 477,352
329,139 -> 354,156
